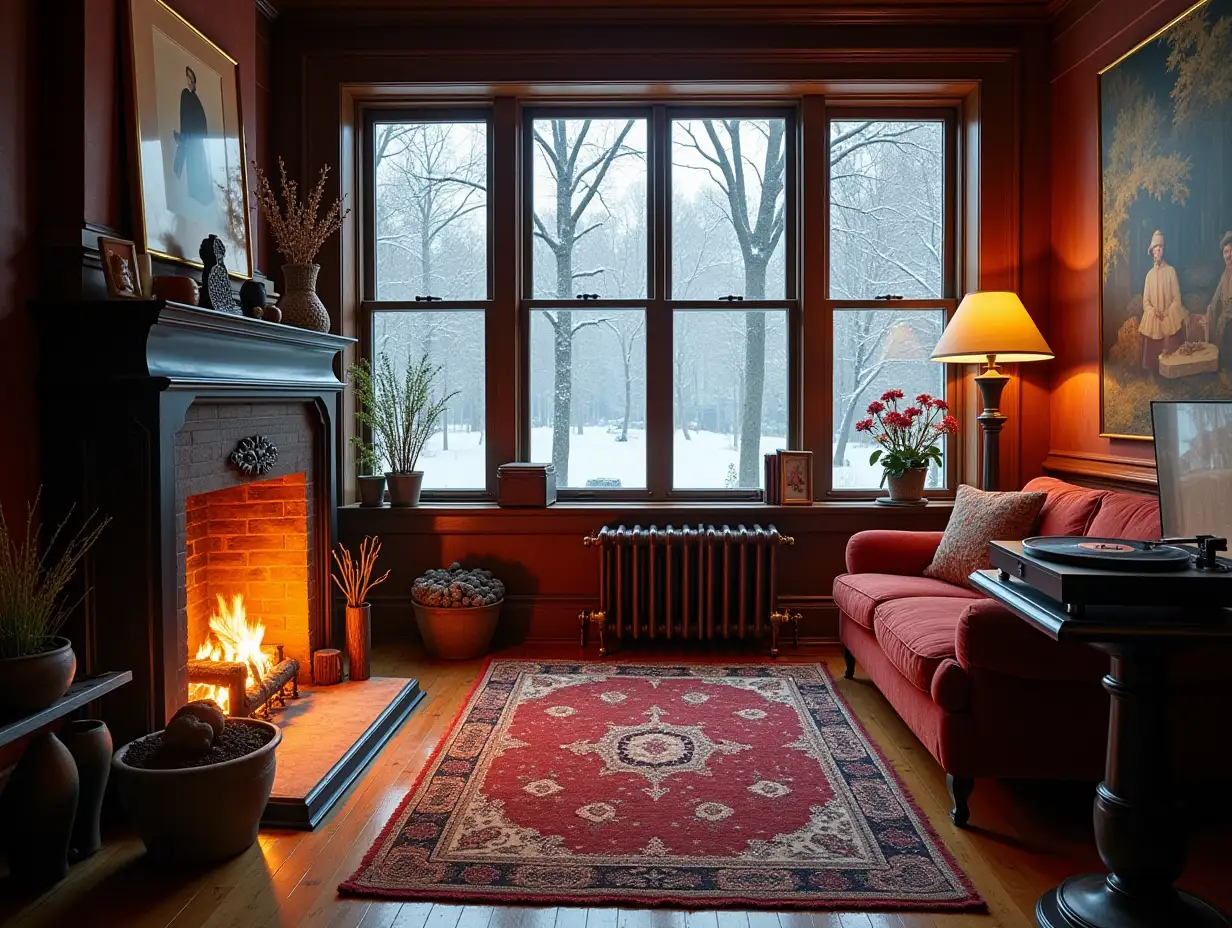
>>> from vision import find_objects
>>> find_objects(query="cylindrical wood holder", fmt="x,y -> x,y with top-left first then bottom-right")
345,604 -> 371,681
313,648 -> 342,685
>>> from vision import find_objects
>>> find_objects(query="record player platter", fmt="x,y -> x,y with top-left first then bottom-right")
1021,536 -> 1192,572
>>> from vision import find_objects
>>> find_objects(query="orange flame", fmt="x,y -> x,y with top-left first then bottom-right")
189,594 -> 272,714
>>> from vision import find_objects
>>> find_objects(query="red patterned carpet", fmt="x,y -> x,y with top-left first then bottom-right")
341,661 -> 982,911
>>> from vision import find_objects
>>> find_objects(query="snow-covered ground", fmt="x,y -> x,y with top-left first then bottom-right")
416,427 -> 920,491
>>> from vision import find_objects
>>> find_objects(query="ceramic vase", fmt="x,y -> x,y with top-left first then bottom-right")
278,263 -> 330,332
61,719 -> 112,860
346,604 -> 372,681
3,732 -> 79,885
886,466 -> 929,503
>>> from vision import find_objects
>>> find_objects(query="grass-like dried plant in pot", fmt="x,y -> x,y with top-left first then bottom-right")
349,352 -> 458,506
251,156 -> 350,332
332,536 -> 390,681
0,494 -> 109,719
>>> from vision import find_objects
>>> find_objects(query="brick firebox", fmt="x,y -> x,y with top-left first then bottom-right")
175,401 -> 321,697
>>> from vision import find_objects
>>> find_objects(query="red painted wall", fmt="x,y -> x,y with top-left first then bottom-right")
1049,0 -> 1192,466
0,0 -> 39,517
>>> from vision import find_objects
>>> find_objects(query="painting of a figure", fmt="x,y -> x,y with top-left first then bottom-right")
1100,0 -> 1232,438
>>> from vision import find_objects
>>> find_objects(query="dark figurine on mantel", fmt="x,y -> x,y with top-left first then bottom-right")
199,235 -> 236,314
240,280 -> 267,318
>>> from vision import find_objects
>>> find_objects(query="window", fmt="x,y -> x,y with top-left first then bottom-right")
360,102 -> 959,501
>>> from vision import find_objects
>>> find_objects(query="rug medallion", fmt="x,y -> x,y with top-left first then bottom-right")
341,661 -> 981,910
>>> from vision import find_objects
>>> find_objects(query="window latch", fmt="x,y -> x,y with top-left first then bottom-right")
718,295 -> 744,302
414,295 -> 443,302
873,294 -> 904,301
575,293 -> 600,301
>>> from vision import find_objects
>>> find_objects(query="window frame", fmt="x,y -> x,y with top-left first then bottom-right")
361,106 -> 496,501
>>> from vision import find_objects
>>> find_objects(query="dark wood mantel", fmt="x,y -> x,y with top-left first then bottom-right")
33,299 -> 354,744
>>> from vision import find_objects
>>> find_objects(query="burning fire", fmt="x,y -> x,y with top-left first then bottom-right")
189,594 -> 272,713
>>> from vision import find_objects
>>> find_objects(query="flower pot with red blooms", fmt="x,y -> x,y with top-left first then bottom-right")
855,390 -> 960,505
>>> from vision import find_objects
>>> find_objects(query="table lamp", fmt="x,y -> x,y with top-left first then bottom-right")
930,291 -> 1053,491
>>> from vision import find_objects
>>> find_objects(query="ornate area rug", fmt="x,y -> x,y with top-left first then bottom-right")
341,661 -> 982,911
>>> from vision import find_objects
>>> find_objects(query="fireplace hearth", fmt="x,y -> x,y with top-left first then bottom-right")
37,300 -> 424,829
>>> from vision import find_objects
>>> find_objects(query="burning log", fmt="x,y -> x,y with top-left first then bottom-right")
243,658 -> 300,718
186,659 -> 247,718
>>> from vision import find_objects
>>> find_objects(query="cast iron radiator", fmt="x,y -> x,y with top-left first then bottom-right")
579,524 -> 799,656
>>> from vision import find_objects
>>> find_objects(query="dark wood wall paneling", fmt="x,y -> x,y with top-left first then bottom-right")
267,6 -> 1052,640
1046,0 -> 1195,491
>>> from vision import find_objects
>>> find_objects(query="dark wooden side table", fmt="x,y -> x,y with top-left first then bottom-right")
970,565 -> 1232,928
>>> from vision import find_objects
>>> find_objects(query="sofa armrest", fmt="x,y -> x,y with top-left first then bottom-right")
956,600 -> 1107,682
845,530 -> 945,576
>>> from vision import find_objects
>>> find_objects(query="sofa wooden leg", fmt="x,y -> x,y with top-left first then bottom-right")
842,648 -> 856,680
947,774 -> 974,827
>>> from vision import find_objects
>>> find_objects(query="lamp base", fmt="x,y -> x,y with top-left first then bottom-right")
974,364 -> 1010,492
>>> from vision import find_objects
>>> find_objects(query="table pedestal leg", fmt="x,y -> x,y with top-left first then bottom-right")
1036,647 -> 1229,928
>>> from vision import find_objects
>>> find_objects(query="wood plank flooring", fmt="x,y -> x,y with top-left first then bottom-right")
1,641 -> 1228,928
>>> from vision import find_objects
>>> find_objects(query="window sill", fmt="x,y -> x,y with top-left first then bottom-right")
343,499 -> 955,512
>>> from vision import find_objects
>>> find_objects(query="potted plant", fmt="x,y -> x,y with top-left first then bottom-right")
0,495 -> 109,720
349,353 -> 457,507
252,156 -> 350,333
857,390 -> 959,504
332,535 -> 390,681
111,699 -> 281,864
411,563 -> 504,660
351,436 -> 387,508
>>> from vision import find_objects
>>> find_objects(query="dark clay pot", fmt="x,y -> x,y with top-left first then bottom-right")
386,471 -> 424,507
112,719 -> 281,865
358,474 -> 386,507
0,637 -> 77,720
61,719 -> 112,860
3,732 -> 79,885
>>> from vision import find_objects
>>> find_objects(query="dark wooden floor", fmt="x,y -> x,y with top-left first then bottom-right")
2,641 -> 1229,928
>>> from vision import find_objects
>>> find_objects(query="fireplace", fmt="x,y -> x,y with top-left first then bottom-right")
37,301 -> 424,828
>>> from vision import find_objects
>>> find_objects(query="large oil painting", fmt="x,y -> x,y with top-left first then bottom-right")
1100,0 -> 1232,438
125,0 -> 252,278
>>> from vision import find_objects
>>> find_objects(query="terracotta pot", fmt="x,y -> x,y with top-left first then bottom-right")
346,604 -> 372,681
3,732 -> 78,885
0,637 -> 77,721
386,471 -> 424,507
112,719 -> 281,865
278,263 -> 330,332
358,474 -> 386,507
61,719 -> 112,860
412,600 -> 502,660
152,275 -> 199,306
886,466 -> 929,502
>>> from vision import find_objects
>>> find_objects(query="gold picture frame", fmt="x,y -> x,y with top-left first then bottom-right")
779,450 -> 814,505
124,0 -> 253,279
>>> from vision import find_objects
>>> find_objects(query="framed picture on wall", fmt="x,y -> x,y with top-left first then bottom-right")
124,0 -> 253,279
1099,0 -> 1232,439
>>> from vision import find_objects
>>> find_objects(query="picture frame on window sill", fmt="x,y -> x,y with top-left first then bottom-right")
123,0 -> 254,280
779,450 -> 814,505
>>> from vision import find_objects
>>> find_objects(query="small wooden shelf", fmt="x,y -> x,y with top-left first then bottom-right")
0,672 -> 133,749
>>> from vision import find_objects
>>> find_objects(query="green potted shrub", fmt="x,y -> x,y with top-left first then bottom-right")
411,563 -> 504,660
349,353 -> 456,507
0,495 -> 109,719
351,435 -> 387,508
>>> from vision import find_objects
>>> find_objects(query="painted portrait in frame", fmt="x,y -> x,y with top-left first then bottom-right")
1100,0 -> 1232,439
125,0 -> 253,278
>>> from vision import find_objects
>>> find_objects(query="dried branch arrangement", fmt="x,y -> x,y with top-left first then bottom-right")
0,493 -> 110,659
331,536 -> 391,607
252,156 -> 351,266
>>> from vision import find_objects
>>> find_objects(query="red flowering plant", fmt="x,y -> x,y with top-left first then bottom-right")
855,390 -> 959,486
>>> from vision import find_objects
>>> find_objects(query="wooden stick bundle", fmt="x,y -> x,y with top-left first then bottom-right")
331,535 -> 390,606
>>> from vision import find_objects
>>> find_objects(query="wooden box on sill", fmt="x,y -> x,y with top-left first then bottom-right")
498,463 -> 557,508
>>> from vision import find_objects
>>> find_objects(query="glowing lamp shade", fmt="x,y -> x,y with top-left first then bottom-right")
930,291 -> 1053,365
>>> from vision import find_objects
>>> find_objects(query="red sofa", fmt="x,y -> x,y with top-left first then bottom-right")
833,476 -> 1224,826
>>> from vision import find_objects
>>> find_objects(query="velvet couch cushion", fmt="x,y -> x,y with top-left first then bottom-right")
873,596 -> 967,693
1022,476 -> 1107,536
1087,491 -> 1161,540
832,572 -> 982,631
924,485 -> 1047,586
955,599 -> 1108,681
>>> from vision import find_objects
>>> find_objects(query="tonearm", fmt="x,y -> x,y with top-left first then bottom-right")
1145,535 -> 1229,572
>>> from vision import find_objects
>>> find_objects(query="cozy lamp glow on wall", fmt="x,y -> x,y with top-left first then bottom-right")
930,291 -> 1053,491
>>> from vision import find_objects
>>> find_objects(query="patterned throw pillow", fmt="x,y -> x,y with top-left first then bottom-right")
924,485 -> 1047,587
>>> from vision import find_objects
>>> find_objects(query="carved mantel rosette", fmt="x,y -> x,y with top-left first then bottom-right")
229,435 -> 280,476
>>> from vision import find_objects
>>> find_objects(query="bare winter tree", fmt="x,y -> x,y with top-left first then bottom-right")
600,314 -> 646,442
534,118 -> 643,483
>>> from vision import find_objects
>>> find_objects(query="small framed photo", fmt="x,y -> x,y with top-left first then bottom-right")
98,236 -> 143,299
779,450 -> 814,505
